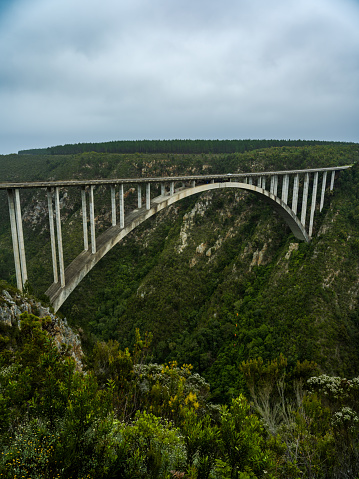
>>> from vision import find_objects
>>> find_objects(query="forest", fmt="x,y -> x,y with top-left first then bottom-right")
17,138 -> 354,156
0,140 -> 359,477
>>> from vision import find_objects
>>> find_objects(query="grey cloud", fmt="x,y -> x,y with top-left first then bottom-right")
0,0 -> 359,154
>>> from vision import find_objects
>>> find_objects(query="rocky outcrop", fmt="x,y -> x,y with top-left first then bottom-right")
0,289 -> 83,370
177,198 -> 210,253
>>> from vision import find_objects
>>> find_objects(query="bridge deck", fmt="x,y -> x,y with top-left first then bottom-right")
0,165 -> 351,190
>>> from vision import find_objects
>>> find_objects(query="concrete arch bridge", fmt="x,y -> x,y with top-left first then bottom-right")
0,166 -> 351,311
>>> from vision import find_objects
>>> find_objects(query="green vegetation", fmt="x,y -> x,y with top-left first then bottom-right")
17,138 -> 354,156
1,140 -> 359,477
1,312 -> 359,477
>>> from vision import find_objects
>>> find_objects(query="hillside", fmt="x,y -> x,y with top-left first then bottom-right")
1,141 -> 359,477
0,142 -> 359,405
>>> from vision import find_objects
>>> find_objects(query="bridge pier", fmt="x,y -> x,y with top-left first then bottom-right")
14,189 -> 27,288
309,172 -> 318,237
146,183 -> 151,210
301,173 -> 309,227
281,174 -> 289,204
320,171 -> 327,212
292,174 -> 299,215
119,184 -> 125,228
47,188 -> 59,284
138,184 -> 142,208
330,170 -> 335,190
270,176 -> 275,194
270,175 -> 278,196
7,189 -> 27,291
55,187 -> 65,287
81,187 -> 89,251
89,185 -> 96,254
111,185 -> 116,226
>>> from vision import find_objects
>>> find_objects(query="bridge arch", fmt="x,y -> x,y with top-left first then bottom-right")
46,181 -> 309,311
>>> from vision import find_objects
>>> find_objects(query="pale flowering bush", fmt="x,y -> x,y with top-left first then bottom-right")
332,407 -> 359,431
307,375 -> 359,401
308,375 -> 359,438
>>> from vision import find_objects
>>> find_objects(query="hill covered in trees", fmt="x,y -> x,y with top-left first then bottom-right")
18,138 -> 354,156
1,140 -> 359,477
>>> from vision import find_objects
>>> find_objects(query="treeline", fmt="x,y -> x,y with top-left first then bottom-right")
18,138 -> 345,156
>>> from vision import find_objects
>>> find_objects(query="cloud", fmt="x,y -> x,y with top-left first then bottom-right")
0,0 -> 359,153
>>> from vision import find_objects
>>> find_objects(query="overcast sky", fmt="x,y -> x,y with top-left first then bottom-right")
0,0 -> 359,154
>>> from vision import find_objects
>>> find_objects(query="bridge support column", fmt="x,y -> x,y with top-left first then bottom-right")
270,176 -> 275,194
282,174 -> 289,204
138,185 -> 142,209
301,173 -> 309,227
119,184 -> 124,228
7,189 -> 23,291
55,187 -> 65,287
248,177 -> 253,185
330,171 -> 335,191
257,177 -> 261,188
47,188 -> 59,283
191,180 -> 196,188
161,183 -> 165,196
146,183 -> 151,210
320,171 -> 327,212
81,187 -> 88,251
292,174 -> 299,215
309,172 -> 318,237
170,182 -> 175,195
271,175 -> 278,196
89,185 -> 96,254
111,186 -> 116,226
261,177 -> 266,190
14,189 -> 27,287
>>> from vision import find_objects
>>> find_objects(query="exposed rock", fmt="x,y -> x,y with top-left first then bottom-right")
0,289 -> 83,370
176,199 -> 210,253
250,243 -> 268,269
285,243 -> 299,259
189,258 -> 198,268
196,243 -> 207,254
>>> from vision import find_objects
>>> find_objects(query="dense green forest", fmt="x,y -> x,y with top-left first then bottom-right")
17,138 -> 355,156
1,140 -> 359,477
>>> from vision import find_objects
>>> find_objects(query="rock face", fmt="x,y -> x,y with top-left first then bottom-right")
0,289 -> 83,370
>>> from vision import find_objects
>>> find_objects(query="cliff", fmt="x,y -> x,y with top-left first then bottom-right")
0,287 -> 83,370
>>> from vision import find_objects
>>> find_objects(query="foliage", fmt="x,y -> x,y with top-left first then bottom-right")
1,144 -> 359,477
108,411 -> 186,479
17,138 -> 346,156
2,308 -> 359,477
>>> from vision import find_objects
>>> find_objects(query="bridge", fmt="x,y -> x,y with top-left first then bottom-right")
0,165 -> 351,312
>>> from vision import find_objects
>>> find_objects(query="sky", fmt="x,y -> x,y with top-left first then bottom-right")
0,0 -> 359,154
